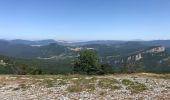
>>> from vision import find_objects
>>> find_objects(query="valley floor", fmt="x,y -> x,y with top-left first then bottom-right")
0,73 -> 170,100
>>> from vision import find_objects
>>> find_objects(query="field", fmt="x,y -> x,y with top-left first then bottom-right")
0,73 -> 170,100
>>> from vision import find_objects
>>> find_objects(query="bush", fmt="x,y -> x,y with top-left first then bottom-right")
73,50 -> 113,75
73,50 -> 99,74
98,64 -> 113,74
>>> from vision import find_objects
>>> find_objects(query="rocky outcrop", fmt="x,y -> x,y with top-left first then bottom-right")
0,60 -> 7,66
101,46 -> 166,64
126,46 -> 166,62
144,46 -> 165,53
127,53 -> 142,61
68,47 -> 82,51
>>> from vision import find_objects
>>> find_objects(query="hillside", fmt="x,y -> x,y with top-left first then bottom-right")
0,41 -> 67,58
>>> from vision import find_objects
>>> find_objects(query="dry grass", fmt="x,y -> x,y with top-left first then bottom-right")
0,73 -> 169,94
98,78 -> 121,90
122,79 -> 147,93
66,77 -> 97,92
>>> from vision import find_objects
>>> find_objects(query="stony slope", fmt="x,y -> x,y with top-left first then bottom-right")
0,73 -> 170,100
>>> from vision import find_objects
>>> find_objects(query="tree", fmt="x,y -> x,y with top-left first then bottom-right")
98,64 -> 113,74
73,50 -> 99,74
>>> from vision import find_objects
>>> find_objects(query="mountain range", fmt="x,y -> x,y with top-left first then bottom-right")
0,39 -> 170,58
0,39 -> 170,73
1,39 -> 170,47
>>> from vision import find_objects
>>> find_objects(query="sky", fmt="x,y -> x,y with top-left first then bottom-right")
0,0 -> 170,40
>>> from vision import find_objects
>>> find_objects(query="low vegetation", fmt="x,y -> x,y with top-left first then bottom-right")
67,77 -> 97,92
98,78 -> 121,90
122,79 -> 147,93
0,73 -> 169,100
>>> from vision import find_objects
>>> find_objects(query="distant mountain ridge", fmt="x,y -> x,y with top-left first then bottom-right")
0,41 -> 67,58
0,39 -> 170,59
1,39 -> 170,47
10,39 -> 56,46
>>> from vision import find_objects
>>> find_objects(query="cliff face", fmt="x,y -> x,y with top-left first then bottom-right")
127,53 -> 142,61
126,46 -> 166,62
144,46 -> 165,53
99,45 -> 170,73
101,46 -> 167,65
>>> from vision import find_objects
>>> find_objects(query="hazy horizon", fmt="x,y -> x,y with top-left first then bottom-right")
0,0 -> 170,40
1,38 -> 170,42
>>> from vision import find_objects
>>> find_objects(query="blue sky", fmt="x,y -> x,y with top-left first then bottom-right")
0,0 -> 170,40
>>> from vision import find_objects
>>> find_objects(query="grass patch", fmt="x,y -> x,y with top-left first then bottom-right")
67,84 -> 95,93
67,85 -> 83,93
144,74 -> 170,79
67,77 -> 97,92
122,79 -> 134,86
122,79 -> 147,93
98,78 -> 121,90
128,82 -> 147,93
13,83 -> 30,91
42,79 -> 54,88
58,80 -> 67,86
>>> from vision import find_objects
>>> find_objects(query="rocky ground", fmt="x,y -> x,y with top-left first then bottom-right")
0,73 -> 170,100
